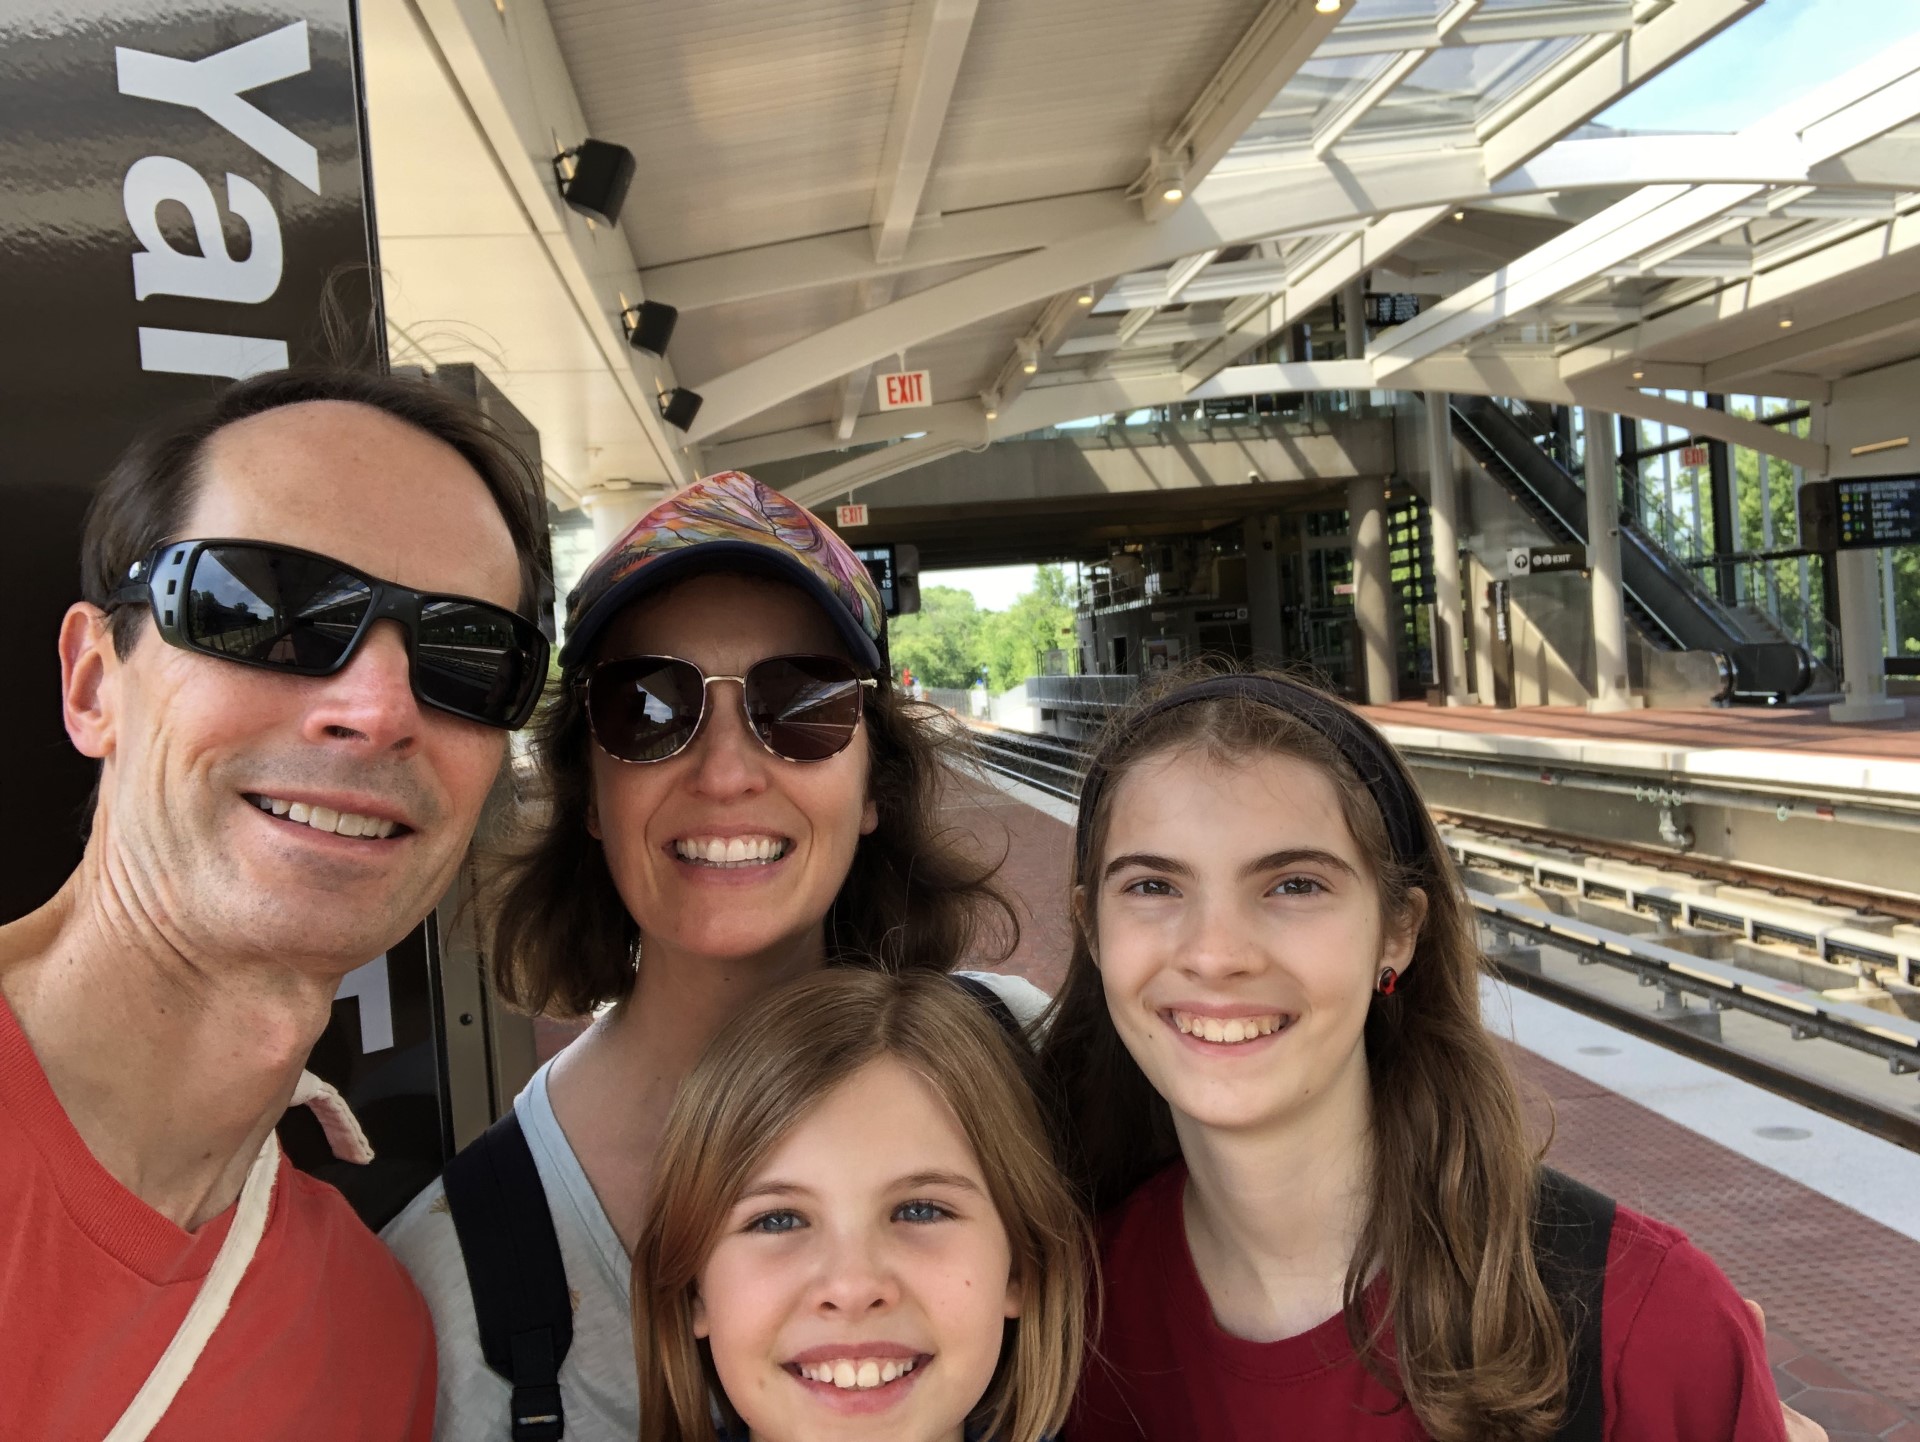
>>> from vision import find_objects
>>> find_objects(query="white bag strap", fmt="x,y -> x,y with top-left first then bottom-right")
102,1130 -> 282,1442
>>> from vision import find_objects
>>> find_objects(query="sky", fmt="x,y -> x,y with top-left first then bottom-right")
1599,0 -> 1920,132
922,563 -> 1042,611
922,0 -> 1920,615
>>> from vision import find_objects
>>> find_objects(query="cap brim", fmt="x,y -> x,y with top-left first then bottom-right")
558,541 -> 885,673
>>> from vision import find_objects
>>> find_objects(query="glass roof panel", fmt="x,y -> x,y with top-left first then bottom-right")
1241,50 -> 1399,151
1342,34 -> 1580,140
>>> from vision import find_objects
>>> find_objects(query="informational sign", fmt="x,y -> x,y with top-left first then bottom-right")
1837,474 -> 1920,548
0,0 -> 468,1226
1507,544 -> 1586,577
1197,606 -> 1250,623
851,543 -> 896,614
1333,582 -> 1357,596
837,502 -> 870,528
1680,445 -> 1709,468
877,369 -> 932,410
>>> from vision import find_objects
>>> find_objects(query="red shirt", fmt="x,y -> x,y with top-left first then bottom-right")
1071,1162 -> 1787,1442
0,997 -> 436,1440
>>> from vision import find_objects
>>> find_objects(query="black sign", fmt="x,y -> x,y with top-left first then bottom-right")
0,1 -> 457,1225
3,0 -> 381,921
1837,475 -> 1920,548
853,544 -> 898,615
1197,606 -> 1250,623
1509,544 -> 1587,576
1364,293 -> 1422,326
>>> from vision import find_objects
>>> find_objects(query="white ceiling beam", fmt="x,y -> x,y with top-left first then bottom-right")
705,399 -> 984,473
1311,0 -> 1480,158
832,279 -> 898,442
1478,0 -> 1760,180
784,432 -> 979,509
870,0 -> 981,264
1182,206 -> 1451,388
1585,388 -> 1827,469
1373,183 -> 1769,377
406,0 -> 696,487
641,190 -> 1133,313
1163,248 -> 1222,304
1703,291 -> 1920,390
1057,318 -> 1226,356
680,132 -> 1834,443
1134,0 -> 1344,223
1316,1 -> 1633,59
1100,257 -> 1289,310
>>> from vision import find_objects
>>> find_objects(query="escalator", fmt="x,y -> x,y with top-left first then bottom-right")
1449,395 -> 1814,703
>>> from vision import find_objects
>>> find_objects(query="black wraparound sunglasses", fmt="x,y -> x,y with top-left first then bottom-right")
580,653 -> 877,764
108,538 -> 550,730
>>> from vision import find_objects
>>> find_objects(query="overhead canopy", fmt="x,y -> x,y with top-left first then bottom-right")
362,0 -> 1920,508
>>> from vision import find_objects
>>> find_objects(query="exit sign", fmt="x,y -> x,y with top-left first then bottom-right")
1680,444 -> 1708,468
836,503 -> 869,528
877,370 -> 932,410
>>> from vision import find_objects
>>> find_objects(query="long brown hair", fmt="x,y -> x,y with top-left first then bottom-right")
1038,666 -> 1568,1442
485,654 -> 1017,1016
634,968 -> 1091,1442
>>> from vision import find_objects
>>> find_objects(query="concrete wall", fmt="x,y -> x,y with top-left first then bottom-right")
834,418 -> 1394,511
1828,358 -> 1920,479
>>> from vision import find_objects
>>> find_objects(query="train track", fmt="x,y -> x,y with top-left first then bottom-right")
958,718 -> 1920,1151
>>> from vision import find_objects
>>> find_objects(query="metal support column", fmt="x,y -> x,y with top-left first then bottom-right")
1343,278 -> 1367,360
1706,395 -> 1737,605
1244,515 -> 1286,666
1423,392 -> 1469,703
1831,547 -> 1906,721
1347,475 -> 1397,706
1585,408 -> 1643,712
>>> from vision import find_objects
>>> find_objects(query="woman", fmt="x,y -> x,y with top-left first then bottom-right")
1041,670 -> 1794,1441
384,472 -> 1039,1440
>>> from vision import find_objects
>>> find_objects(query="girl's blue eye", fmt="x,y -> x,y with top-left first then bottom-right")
746,1209 -> 804,1234
894,1199 -> 952,1224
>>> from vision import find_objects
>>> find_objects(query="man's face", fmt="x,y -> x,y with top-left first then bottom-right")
72,399 -> 522,977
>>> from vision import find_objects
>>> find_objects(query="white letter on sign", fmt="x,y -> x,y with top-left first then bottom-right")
116,22 -> 320,192
124,157 -> 284,303
138,328 -> 289,379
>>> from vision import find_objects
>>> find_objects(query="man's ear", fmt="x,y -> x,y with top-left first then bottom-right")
61,604 -> 118,762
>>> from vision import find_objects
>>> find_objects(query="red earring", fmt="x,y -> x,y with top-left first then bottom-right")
1376,967 -> 1398,996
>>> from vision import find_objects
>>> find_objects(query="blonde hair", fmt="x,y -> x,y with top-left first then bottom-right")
1040,666 -> 1569,1442
634,969 -> 1090,1442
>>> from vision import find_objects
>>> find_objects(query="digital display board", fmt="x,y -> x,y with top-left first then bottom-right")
853,544 -> 898,614
1836,474 -> 1920,548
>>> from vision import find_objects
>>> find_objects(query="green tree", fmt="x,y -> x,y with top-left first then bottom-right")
977,565 -> 1077,690
889,584 -> 983,689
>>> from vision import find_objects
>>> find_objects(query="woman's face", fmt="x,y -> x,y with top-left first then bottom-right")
588,571 -> 878,967
1089,745 -> 1417,1139
694,1056 -> 1019,1442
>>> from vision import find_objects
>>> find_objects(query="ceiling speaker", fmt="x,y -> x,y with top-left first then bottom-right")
555,140 -> 634,227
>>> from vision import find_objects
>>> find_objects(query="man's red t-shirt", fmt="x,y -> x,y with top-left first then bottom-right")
1071,1161 -> 1788,1441
0,998 -> 436,1440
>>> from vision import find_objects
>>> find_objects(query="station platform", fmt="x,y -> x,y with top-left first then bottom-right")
950,770 -> 1920,1440
1361,700 -> 1920,799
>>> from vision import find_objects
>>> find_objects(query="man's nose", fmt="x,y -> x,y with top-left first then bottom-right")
300,619 -> 422,754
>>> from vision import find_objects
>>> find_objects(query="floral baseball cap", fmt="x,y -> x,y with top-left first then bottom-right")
558,471 -> 887,672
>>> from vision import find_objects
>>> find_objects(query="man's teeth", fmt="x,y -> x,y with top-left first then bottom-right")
1173,1012 -> 1284,1044
797,1357 -> 918,1389
673,837 -> 787,867
253,794 -> 396,839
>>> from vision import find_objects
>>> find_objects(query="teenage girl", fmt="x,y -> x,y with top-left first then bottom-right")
1040,671 -> 1791,1442
633,968 -> 1090,1442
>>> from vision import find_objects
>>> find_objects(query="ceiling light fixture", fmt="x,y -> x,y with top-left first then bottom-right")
1452,210 -> 1466,222
1018,338 -> 1040,375
1144,147 -> 1188,212
1077,288 -> 1096,307
1316,0 -> 1341,11
982,389 -> 1001,421
1631,370 -> 1645,380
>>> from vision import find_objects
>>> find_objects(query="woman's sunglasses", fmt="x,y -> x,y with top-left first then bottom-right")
108,538 -> 550,730
580,654 -> 877,764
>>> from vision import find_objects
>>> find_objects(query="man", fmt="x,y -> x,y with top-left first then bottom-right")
0,370 -> 551,1438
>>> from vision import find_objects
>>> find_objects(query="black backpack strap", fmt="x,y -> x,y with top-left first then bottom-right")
951,972 -> 1023,1041
441,1111 -> 574,1442
1532,1166 -> 1616,1442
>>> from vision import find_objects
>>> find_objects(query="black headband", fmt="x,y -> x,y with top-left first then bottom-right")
1073,674 -> 1430,881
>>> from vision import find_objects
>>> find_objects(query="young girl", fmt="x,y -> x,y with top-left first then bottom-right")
634,968 -> 1090,1442
1040,670 -> 1790,1442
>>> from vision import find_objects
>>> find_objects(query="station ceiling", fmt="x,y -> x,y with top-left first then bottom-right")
361,0 -> 1920,512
